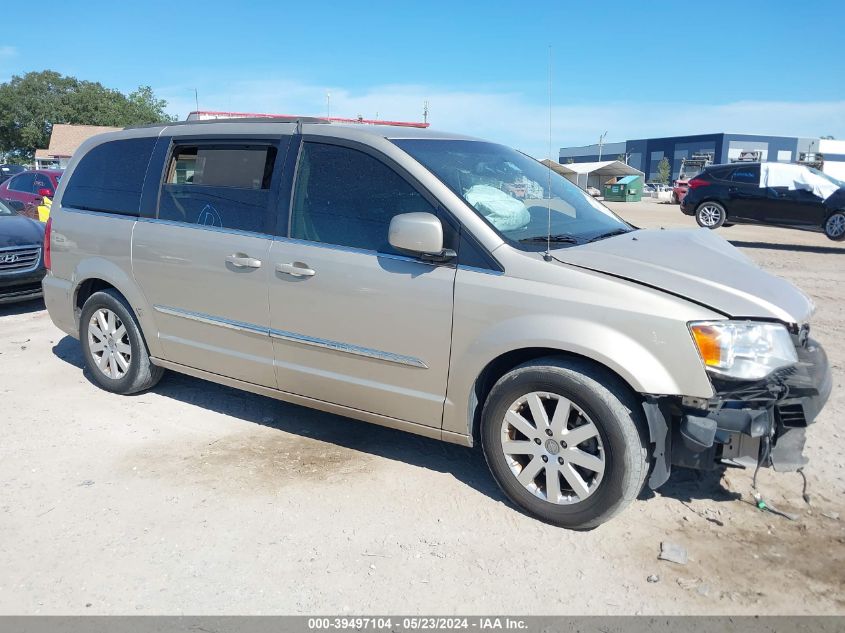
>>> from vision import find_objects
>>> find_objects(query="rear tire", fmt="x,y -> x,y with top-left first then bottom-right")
480,357 -> 649,530
695,202 -> 726,229
824,211 -> 845,241
79,289 -> 164,394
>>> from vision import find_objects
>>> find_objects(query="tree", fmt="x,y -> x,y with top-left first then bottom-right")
656,156 -> 671,184
0,70 -> 176,162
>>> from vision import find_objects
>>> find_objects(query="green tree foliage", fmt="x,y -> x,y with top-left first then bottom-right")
656,156 -> 671,184
0,70 -> 176,161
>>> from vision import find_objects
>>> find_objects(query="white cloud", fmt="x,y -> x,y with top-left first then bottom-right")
159,78 -> 845,159
0,46 -> 17,59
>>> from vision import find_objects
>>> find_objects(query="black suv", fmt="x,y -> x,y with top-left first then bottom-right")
680,162 -> 845,240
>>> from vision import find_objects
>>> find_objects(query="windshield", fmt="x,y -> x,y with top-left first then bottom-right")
0,199 -> 15,216
392,139 -> 632,250
807,167 -> 845,188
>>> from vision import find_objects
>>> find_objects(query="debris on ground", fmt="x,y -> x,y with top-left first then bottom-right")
78,480 -> 95,487
658,542 -> 688,565
679,500 -> 725,526
677,577 -> 701,590
646,574 -> 660,583
821,511 -> 840,521
752,492 -> 799,521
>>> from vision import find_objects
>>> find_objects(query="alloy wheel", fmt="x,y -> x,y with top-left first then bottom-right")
500,391 -> 605,505
697,204 -> 723,227
88,308 -> 132,379
826,214 -> 845,238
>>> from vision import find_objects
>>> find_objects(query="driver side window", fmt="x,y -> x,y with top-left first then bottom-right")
290,142 -> 438,255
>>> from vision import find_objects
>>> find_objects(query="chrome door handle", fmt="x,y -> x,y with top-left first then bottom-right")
276,262 -> 316,277
226,254 -> 262,268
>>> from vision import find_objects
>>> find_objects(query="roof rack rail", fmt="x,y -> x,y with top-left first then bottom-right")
126,116 -> 330,130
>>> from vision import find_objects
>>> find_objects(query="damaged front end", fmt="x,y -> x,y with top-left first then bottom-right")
645,330 -> 832,489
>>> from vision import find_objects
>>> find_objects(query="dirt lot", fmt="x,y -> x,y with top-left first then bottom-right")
1,199 -> 843,615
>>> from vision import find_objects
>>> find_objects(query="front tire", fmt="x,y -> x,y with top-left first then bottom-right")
824,211 -> 845,241
79,289 -> 164,394
695,202 -> 726,229
480,358 -> 649,530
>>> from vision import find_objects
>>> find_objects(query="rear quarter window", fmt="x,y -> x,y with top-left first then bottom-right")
62,137 -> 156,215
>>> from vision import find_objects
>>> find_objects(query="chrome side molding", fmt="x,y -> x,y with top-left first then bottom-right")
152,304 -> 428,369
153,305 -> 266,335
269,328 -> 428,369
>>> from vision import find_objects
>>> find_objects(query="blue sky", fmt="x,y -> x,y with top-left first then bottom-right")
2,0 -> 844,157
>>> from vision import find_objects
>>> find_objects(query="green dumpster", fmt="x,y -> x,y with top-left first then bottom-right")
603,175 -> 643,202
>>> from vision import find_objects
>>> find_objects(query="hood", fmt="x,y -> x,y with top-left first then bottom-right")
0,214 -> 45,248
554,228 -> 813,324
824,188 -> 845,209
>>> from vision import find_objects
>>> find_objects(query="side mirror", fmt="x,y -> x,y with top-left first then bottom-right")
388,212 -> 455,261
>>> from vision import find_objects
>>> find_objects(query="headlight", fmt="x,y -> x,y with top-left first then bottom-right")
689,321 -> 797,381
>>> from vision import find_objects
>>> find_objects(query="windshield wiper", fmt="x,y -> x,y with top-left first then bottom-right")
519,234 -> 580,244
586,228 -> 633,243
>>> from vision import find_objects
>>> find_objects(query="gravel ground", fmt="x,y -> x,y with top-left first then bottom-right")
1,199 -> 843,615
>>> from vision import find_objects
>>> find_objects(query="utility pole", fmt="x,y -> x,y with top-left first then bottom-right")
326,92 -> 331,118
193,88 -> 199,113
423,100 -> 429,124
597,131 -> 608,161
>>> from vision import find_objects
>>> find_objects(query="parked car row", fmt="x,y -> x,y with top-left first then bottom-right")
0,198 -> 46,304
0,165 -> 63,222
0,169 -> 62,215
0,164 -> 26,184
679,162 -> 845,240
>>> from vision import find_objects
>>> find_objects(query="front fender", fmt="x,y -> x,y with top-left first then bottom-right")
442,265 -> 720,439
442,313 -> 713,438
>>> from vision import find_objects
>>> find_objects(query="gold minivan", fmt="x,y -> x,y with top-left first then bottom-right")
42,118 -> 831,528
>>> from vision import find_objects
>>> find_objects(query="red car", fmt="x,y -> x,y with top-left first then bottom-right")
671,179 -> 689,204
0,169 -> 62,209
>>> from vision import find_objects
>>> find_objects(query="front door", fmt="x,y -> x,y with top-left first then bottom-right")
765,187 -> 827,227
267,140 -> 456,427
132,137 -> 289,388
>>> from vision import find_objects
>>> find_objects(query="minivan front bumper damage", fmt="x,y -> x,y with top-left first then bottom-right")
645,338 -> 831,489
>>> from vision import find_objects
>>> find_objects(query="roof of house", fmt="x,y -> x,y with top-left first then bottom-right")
37,124 -> 122,159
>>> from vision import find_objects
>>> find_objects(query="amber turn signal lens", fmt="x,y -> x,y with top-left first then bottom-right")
690,324 -> 724,367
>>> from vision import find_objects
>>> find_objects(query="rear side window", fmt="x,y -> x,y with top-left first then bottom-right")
707,167 -> 733,181
62,138 -> 156,215
8,173 -> 35,193
731,165 -> 760,185
32,173 -> 54,193
158,144 -> 277,234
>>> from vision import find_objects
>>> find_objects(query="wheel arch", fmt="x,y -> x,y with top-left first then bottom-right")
71,258 -> 161,357
468,347 -> 648,447
694,197 -> 729,215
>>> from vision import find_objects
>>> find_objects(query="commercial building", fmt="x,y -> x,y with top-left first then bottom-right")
560,133 -> 845,182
